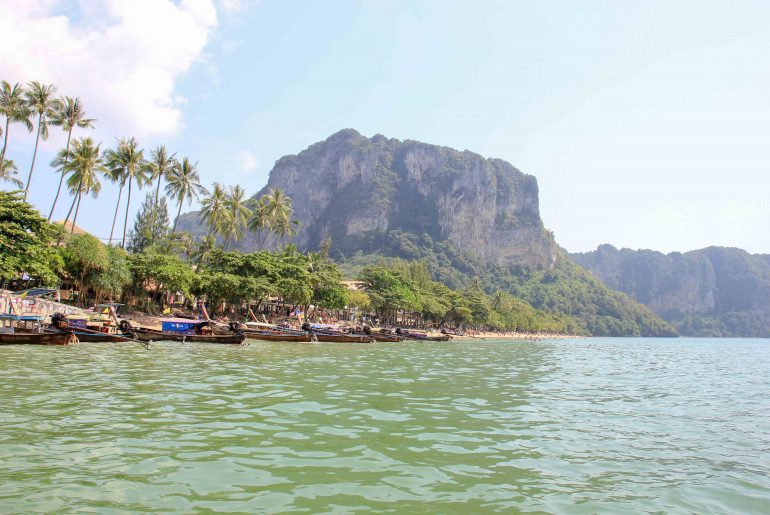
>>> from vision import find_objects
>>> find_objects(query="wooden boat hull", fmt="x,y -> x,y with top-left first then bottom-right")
71,332 -> 136,343
0,332 -> 74,345
312,333 -> 373,343
371,333 -> 403,342
133,328 -> 246,344
243,331 -> 311,342
402,333 -> 452,341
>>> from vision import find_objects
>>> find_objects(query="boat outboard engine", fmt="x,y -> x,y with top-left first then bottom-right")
301,322 -> 311,331
229,321 -> 242,332
395,327 -> 403,335
119,320 -> 133,333
51,312 -> 67,329
363,325 -> 372,335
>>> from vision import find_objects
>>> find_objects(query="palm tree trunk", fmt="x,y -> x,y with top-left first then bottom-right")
152,176 -> 162,243
71,190 -> 83,234
63,176 -> 84,229
0,118 -> 10,164
24,115 -> 43,199
122,178 -> 132,248
109,182 -> 124,245
172,198 -> 183,234
48,130 -> 72,221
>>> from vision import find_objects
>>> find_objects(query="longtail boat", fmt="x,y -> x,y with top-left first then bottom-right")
0,314 -> 75,346
49,313 -> 136,342
216,321 -> 311,342
130,318 -> 246,344
301,324 -> 374,343
398,330 -> 451,342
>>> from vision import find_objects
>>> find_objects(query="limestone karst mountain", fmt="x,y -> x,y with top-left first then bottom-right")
571,245 -> 770,337
176,129 -> 676,336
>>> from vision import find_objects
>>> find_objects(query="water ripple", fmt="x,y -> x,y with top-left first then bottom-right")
0,338 -> 769,513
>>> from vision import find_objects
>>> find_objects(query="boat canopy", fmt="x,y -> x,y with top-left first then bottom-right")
0,314 -> 45,321
12,288 -> 57,298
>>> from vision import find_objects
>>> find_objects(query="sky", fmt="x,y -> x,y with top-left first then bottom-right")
2,0 -> 770,254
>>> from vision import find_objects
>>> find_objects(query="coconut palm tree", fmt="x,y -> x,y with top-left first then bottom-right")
192,235 -> 216,267
171,231 -> 195,261
199,182 -> 228,243
23,81 -> 61,199
103,138 -> 150,247
0,81 -> 33,165
148,145 -> 177,243
247,196 -> 272,250
0,159 -> 23,189
165,157 -> 205,234
58,137 -> 106,233
222,185 -> 249,250
264,188 -> 294,228
48,97 -> 95,221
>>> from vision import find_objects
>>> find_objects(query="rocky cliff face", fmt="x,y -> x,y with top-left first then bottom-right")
571,245 -> 770,337
253,129 -> 556,267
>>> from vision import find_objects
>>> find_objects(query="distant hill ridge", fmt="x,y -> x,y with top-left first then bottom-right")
571,245 -> 770,337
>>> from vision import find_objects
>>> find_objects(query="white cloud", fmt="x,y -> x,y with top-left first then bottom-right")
0,0 -> 219,138
234,149 -> 258,172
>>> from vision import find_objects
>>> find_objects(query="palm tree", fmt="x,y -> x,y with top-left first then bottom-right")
165,157 -> 205,234
0,159 -> 23,189
247,196 -> 271,250
222,185 -> 249,250
0,81 -> 33,165
58,137 -> 106,233
264,188 -> 293,223
171,231 -> 195,261
148,145 -> 177,243
274,217 -> 300,242
23,81 -> 61,199
103,138 -> 149,247
192,235 -> 216,267
48,97 -> 95,221
199,182 -> 228,244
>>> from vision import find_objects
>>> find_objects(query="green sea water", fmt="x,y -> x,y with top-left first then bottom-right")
1,338 -> 769,513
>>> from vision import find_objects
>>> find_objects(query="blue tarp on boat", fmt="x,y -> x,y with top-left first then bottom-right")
161,320 -> 201,334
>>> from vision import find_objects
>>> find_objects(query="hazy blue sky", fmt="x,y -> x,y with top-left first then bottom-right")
3,0 -> 769,253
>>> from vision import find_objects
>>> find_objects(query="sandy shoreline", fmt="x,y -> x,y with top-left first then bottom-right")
451,332 -> 583,340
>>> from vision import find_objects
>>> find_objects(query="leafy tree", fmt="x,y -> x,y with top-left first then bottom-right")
0,81 -> 32,165
90,246 -> 131,303
129,252 -> 196,303
62,233 -> 109,304
23,81 -> 61,198
127,193 -> 170,253
48,97 -> 95,221
166,157 -> 205,234
0,191 -> 63,286
360,265 -> 421,322
307,251 -> 348,312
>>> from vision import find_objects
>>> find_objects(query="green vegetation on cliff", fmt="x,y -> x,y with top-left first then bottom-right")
336,230 -> 676,337
571,245 -> 770,337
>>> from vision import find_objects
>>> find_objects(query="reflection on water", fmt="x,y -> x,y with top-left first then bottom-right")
0,338 -> 769,513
